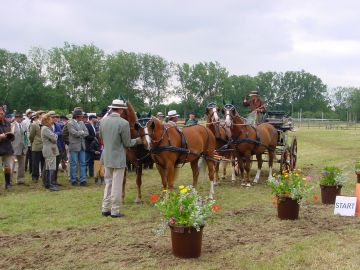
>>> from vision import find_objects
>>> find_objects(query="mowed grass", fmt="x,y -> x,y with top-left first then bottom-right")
1,128 -> 360,270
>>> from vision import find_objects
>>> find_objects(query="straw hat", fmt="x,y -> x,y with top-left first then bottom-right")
108,99 -> 127,109
167,110 -> 180,118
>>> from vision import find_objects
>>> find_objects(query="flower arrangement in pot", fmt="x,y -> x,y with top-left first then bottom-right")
152,185 -> 220,258
267,170 -> 313,220
319,166 -> 345,204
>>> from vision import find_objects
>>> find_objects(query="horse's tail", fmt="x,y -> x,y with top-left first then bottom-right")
198,156 -> 207,183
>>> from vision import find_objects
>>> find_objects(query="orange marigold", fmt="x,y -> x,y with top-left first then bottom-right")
313,195 -> 319,201
150,194 -> 159,202
212,204 -> 221,211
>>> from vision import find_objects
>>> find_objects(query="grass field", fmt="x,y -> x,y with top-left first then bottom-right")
1,128 -> 360,270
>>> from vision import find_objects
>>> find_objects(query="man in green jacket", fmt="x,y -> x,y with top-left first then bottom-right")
100,98 -> 143,218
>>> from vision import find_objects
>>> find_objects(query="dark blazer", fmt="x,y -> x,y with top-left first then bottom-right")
0,120 -> 14,156
85,122 -> 96,151
89,138 -> 102,160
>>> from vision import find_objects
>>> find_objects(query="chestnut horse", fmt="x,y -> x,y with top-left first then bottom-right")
143,116 -> 216,196
120,102 -> 152,203
222,104 -> 278,186
205,102 -> 234,184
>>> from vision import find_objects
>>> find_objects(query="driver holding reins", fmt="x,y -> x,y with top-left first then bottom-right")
243,90 -> 266,125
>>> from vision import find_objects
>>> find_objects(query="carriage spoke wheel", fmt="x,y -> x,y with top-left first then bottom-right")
280,145 -> 291,174
290,137 -> 297,171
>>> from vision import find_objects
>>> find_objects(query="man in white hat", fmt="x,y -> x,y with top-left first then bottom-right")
100,98 -> 143,218
166,110 -> 180,127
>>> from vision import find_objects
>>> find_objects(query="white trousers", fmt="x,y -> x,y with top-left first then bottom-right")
102,167 -> 125,215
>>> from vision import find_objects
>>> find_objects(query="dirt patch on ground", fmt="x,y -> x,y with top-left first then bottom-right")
1,204 -> 359,270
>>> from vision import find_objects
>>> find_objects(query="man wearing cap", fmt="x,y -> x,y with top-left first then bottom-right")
0,106 -> 15,189
166,110 -> 180,127
243,90 -> 266,124
11,112 -> 27,185
156,112 -> 165,121
68,108 -> 89,186
29,110 -> 46,182
184,112 -> 198,126
100,98 -> 143,218
23,109 -> 33,173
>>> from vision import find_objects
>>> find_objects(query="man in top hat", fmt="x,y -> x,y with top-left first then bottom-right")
243,90 -> 266,124
23,109 -> 33,173
68,108 -> 89,186
11,112 -> 28,185
100,98 -> 143,218
0,106 -> 15,189
166,110 -> 180,127
29,110 -> 46,182
156,112 -> 165,121
184,112 -> 198,127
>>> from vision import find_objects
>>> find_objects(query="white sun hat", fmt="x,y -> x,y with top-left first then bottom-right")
167,110 -> 180,118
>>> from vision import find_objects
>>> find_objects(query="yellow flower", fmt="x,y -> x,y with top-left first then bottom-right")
180,188 -> 189,193
294,173 -> 299,177
178,185 -> 185,190
272,173 -> 276,177
162,189 -> 167,193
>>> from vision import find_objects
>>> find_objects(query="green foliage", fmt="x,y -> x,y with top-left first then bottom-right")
319,166 -> 345,186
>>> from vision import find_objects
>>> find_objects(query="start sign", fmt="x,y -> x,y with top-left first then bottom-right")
334,196 -> 357,216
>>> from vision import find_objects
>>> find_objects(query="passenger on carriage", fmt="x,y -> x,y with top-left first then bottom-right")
156,112 -> 165,121
243,90 -> 266,125
184,112 -> 198,126
166,110 -> 179,127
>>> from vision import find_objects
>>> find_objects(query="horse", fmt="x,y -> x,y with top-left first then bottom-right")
222,104 -> 278,186
120,102 -> 152,203
205,102 -> 235,184
142,116 -> 216,196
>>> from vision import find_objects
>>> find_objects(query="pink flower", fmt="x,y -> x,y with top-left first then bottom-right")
305,176 -> 312,182
168,217 -> 175,225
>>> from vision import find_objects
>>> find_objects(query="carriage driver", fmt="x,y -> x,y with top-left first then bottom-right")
243,90 -> 266,125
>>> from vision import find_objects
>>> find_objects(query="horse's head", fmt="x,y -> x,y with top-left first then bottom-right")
206,102 -> 220,123
138,116 -> 165,150
134,111 -> 152,150
222,103 -> 237,127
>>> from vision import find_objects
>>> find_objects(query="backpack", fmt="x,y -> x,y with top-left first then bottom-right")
62,122 -> 70,145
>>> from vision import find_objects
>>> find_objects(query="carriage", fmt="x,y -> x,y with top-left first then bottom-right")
262,111 -> 297,173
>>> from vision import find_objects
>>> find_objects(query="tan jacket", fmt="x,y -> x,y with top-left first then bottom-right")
41,126 -> 59,158
100,113 -> 136,168
11,121 -> 27,155
29,120 -> 43,151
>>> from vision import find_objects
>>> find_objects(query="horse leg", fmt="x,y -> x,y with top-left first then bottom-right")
268,149 -> 275,179
166,164 -> 175,191
245,154 -> 252,187
134,165 -> 142,204
231,156 -> 237,182
122,168 -> 127,204
221,160 -> 227,179
205,159 -> 215,198
156,163 -> 167,190
214,162 -> 220,185
253,154 -> 262,184
190,159 -> 200,188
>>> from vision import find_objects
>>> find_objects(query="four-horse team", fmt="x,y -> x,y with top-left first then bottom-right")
99,90 -> 295,217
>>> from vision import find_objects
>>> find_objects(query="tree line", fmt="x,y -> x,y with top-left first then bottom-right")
0,43 -> 359,120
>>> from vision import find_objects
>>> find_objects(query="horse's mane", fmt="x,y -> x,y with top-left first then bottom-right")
126,102 -> 137,124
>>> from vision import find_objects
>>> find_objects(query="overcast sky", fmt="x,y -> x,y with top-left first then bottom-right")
1,0 -> 360,88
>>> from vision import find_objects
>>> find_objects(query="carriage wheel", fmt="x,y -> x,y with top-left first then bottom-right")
280,145 -> 291,174
290,137 -> 297,171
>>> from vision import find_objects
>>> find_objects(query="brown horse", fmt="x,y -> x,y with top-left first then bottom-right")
143,116 -> 216,196
222,104 -> 278,186
120,102 -> 151,203
205,102 -> 234,184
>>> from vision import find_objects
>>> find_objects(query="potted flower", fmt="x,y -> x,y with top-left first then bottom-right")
267,170 -> 312,220
319,166 -> 345,204
152,185 -> 220,258
354,161 -> 360,183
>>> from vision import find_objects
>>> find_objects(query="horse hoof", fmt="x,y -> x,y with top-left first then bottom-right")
241,182 -> 246,186
221,176 -> 226,180
134,199 -> 142,204
246,183 -> 251,187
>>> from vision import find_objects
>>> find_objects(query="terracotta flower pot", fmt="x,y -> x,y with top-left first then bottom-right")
169,225 -> 204,258
320,184 -> 341,204
356,172 -> 360,184
277,197 -> 299,220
